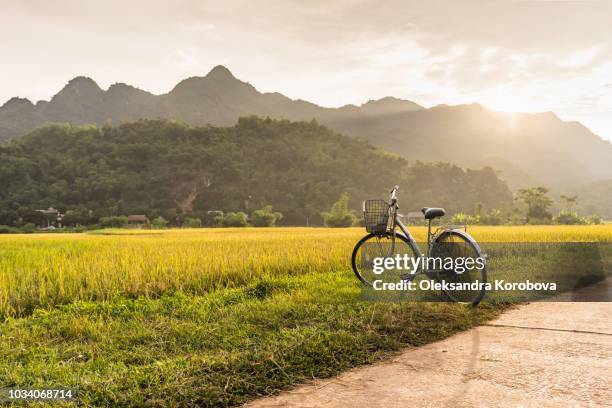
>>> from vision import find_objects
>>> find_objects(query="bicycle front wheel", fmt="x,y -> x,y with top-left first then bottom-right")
351,232 -> 420,287
430,230 -> 487,305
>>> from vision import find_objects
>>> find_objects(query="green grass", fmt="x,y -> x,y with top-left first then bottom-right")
1,270 -> 503,407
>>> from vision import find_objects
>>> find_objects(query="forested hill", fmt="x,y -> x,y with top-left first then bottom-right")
2,66 -> 612,192
0,117 -> 512,226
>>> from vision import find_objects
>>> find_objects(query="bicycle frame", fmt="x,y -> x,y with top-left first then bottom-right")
380,185 -> 483,278
389,211 -> 427,274
389,209 -> 478,278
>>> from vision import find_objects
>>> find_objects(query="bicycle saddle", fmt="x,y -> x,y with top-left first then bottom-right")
421,207 -> 446,219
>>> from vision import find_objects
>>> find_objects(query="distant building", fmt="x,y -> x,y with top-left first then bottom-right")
400,211 -> 425,226
127,215 -> 150,228
36,207 -> 63,228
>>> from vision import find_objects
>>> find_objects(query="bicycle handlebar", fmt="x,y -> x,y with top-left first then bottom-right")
390,185 -> 399,204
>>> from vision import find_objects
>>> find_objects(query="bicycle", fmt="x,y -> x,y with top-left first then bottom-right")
351,186 -> 487,305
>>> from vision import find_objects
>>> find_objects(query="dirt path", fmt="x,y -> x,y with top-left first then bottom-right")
247,281 -> 612,407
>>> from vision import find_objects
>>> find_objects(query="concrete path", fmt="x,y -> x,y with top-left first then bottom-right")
247,281 -> 612,407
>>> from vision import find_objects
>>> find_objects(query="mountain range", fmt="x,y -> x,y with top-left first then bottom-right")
1,65 -> 612,194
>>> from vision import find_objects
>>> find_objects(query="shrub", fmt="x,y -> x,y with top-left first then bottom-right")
222,212 -> 248,227
526,217 -> 554,225
588,214 -> 602,225
99,216 -> 128,228
480,209 -> 504,225
21,223 -> 37,233
355,216 -> 365,227
62,208 -> 94,226
206,211 -> 224,227
152,216 -> 169,229
0,225 -> 19,234
450,209 -> 506,226
184,217 -> 202,228
554,210 -> 587,225
321,192 -> 356,227
251,206 -> 283,227
506,212 -> 525,226
450,213 -> 479,225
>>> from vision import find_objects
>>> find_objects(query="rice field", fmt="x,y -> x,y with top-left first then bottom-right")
1,225 -> 612,406
1,228 -> 357,318
2,225 -> 612,319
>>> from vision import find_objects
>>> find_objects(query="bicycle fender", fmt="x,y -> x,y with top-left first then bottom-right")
434,228 -> 484,254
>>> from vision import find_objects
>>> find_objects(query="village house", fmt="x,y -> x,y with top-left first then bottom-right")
36,207 -> 63,228
127,214 -> 150,228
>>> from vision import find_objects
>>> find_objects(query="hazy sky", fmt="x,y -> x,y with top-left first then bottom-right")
2,0 -> 612,140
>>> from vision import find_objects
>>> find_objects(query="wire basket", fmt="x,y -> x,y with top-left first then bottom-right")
363,199 -> 390,234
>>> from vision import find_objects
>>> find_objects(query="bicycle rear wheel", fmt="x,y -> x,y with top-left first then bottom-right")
351,232 -> 420,287
430,230 -> 487,305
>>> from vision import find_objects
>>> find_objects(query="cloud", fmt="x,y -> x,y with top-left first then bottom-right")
163,50 -> 200,73
557,47 -> 600,69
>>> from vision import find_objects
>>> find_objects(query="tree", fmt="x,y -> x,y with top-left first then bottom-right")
559,195 -> 578,212
183,217 -> 202,228
0,210 -> 19,226
62,208 -> 94,226
221,212 -> 248,227
479,209 -> 504,225
588,214 -> 602,225
556,195 -> 585,225
251,205 -> 283,227
152,216 -> 169,229
173,173 -> 212,214
0,118 -> 515,227
321,192 -> 356,227
99,215 -> 128,228
516,187 -> 553,223
206,211 -> 224,227
554,211 -> 586,225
